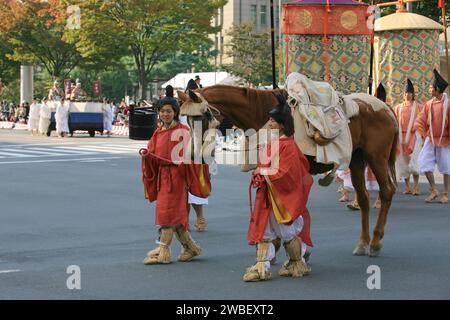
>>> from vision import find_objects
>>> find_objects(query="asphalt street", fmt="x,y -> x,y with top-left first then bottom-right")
0,130 -> 449,300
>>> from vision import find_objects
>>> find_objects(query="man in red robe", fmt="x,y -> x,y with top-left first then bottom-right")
243,101 -> 313,282
141,98 -> 203,265
414,69 -> 450,204
393,79 -> 423,195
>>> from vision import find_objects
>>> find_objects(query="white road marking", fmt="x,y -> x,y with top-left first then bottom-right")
0,157 -> 125,165
0,148 -> 70,157
0,150 -> 34,157
0,269 -> 21,274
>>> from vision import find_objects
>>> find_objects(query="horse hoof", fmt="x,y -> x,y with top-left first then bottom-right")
369,244 -> 383,257
353,244 -> 368,256
319,173 -> 335,187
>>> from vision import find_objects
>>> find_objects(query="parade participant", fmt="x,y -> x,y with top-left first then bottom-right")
48,80 -> 64,101
70,79 -> 87,101
393,79 -> 423,195
39,97 -> 51,136
27,98 -> 40,135
55,98 -> 69,137
186,75 -> 202,91
414,69 -> 450,204
176,83 -> 210,231
243,101 -> 313,282
141,95 -> 202,265
102,99 -> 113,137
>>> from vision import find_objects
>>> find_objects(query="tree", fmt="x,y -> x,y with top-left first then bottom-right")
0,32 -> 20,85
224,23 -> 273,86
0,0 -> 84,80
361,0 -> 447,22
68,0 -> 226,100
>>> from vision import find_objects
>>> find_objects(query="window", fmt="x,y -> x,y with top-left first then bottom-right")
261,5 -> 267,26
250,4 -> 257,24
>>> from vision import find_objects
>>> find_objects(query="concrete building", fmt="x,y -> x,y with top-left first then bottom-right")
213,0 -> 289,65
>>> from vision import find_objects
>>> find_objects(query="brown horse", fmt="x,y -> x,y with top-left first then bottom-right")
178,85 -> 398,257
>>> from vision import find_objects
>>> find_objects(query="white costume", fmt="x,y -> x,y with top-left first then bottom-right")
103,103 -> 113,132
55,101 -> 69,135
38,102 -> 51,135
261,213 -> 307,272
27,102 -> 40,132
179,114 -> 209,205
337,168 -> 379,192
419,138 -> 450,174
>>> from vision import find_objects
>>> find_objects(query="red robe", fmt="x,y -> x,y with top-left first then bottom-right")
141,122 -> 190,229
414,97 -> 450,147
186,164 -> 211,198
247,136 -> 314,247
394,101 -> 423,155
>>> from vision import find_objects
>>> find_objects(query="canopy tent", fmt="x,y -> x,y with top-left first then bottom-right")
282,0 -> 372,94
373,11 -> 442,105
161,72 -> 240,90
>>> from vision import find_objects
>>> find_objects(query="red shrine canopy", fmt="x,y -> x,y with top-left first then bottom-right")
290,0 -> 367,5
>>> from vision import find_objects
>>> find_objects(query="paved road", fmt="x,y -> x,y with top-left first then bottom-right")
0,130 -> 449,300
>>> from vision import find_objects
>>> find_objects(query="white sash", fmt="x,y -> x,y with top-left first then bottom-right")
398,102 -> 417,156
429,93 -> 449,146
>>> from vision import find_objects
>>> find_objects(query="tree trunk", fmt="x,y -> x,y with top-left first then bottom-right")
138,63 -> 147,101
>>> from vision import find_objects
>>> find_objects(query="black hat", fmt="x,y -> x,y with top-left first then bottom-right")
165,85 -> 174,98
195,75 -> 201,81
432,69 -> 448,93
405,78 -> 415,94
159,96 -> 179,111
268,102 -> 290,125
186,79 -> 198,91
375,83 -> 386,103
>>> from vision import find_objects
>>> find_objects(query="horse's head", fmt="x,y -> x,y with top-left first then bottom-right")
178,90 -> 220,164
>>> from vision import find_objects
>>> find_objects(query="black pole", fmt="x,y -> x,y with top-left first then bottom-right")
270,0 -> 278,89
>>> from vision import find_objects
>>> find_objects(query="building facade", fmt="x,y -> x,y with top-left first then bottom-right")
213,0 -> 289,65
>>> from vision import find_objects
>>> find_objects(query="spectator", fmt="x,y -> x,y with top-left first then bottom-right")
102,99 -> 113,137
27,98 -> 40,135
39,97 -> 51,136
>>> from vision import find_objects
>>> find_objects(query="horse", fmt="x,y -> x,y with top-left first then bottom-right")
178,85 -> 398,257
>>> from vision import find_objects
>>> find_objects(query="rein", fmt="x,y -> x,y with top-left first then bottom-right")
249,173 -> 264,214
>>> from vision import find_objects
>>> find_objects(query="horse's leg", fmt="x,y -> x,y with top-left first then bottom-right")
350,150 -> 371,256
366,156 -> 396,257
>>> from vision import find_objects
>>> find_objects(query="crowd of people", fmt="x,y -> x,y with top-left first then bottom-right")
336,69 -> 449,206
0,80 -> 133,136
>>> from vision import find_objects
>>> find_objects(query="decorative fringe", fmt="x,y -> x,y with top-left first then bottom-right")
279,260 -> 311,277
176,228 -> 202,262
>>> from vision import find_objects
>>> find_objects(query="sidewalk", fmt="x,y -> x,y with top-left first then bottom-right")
0,121 -> 129,136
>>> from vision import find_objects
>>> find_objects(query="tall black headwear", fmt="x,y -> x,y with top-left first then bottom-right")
405,78 -> 415,94
165,85 -> 174,98
432,69 -> 448,93
375,83 -> 386,103
268,98 -> 290,125
185,79 -> 198,92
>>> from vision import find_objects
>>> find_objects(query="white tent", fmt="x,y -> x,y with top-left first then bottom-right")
161,72 -> 242,89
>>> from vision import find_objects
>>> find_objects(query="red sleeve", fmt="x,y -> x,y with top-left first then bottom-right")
414,103 -> 428,139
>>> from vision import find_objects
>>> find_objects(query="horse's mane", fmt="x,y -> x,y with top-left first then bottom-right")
200,85 -> 287,129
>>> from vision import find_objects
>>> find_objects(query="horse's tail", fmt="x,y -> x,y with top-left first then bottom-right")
389,123 -> 399,188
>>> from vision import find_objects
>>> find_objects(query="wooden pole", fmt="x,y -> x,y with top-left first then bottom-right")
442,1 -> 450,84
270,0 -> 278,89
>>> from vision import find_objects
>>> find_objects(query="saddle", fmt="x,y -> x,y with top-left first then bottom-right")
285,73 -> 354,182
286,72 -> 348,146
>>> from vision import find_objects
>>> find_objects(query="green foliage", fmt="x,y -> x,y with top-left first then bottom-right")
224,23 -> 273,86
0,0 -> 84,79
68,0 -> 227,99
360,0 -> 447,22
0,33 -> 20,85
